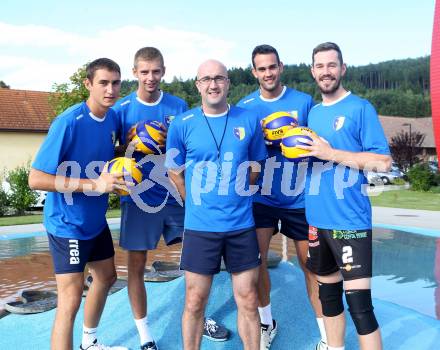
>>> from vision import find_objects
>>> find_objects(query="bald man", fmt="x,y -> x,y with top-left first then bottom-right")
165,60 -> 267,350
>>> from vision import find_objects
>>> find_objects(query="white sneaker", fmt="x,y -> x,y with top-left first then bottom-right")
80,339 -> 128,350
260,319 -> 277,350
315,340 -> 328,350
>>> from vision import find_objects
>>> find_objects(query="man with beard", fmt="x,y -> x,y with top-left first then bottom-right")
299,42 -> 391,350
166,59 -> 267,350
237,44 -> 325,350
113,47 -> 229,350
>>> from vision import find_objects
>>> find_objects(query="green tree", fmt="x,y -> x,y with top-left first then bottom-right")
49,64 -> 89,120
7,162 -> 38,215
0,80 -> 10,89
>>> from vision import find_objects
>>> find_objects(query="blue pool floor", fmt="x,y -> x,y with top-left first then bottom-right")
1,262 -> 439,350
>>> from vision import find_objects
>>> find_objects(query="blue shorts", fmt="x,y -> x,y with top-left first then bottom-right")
180,227 -> 261,275
253,202 -> 308,241
120,202 -> 183,251
48,225 -> 114,274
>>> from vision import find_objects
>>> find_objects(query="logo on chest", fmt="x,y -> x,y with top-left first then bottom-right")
333,116 -> 345,131
164,115 -> 175,126
233,127 -> 246,141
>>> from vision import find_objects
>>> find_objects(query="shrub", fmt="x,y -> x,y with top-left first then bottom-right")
0,185 -> 9,216
392,178 -> 406,186
108,193 -> 120,210
7,162 -> 38,215
406,163 -> 436,192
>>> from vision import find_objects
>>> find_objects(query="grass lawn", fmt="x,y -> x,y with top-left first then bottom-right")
369,188 -> 440,211
0,209 -> 121,227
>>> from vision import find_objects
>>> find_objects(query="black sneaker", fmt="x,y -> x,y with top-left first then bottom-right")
140,341 -> 158,350
203,318 -> 230,342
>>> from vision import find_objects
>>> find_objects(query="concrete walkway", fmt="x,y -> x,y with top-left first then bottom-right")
0,207 -> 439,238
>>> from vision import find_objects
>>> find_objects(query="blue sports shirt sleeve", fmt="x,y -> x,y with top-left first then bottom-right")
359,101 -> 390,155
165,119 -> 186,169
32,117 -> 72,174
248,114 -> 268,161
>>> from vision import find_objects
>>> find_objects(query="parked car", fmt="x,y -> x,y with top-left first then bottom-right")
1,180 -> 47,209
428,161 -> 439,173
366,163 -> 405,185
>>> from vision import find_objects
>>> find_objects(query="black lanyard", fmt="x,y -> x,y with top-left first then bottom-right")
201,106 -> 230,178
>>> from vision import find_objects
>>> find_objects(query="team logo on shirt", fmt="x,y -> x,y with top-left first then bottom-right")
333,116 -> 345,131
233,127 -> 246,140
111,131 -> 116,145
164,115 -> 175,126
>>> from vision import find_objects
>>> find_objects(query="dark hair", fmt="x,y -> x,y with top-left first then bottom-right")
86,58 -> 121,81
312,42 -> 343,65
251,44 -> 280,68
134,47 -> 164,67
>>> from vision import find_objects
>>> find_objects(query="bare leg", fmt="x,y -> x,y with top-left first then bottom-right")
231,267 -> 260,350
83,257 -> 117,328
256,227 -> 274,309
294,239 -> 322,317
127,250 -> 148,319
345,278 -> 382,350
182,271 -> 212,350
318,272 -> 345,348
51,272 -> 84,350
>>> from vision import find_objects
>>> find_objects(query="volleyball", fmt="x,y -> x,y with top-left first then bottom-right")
132,120 -> 164,154
281,127 -> 316,162
261,111 -> 298,145
106,157 -> 142,196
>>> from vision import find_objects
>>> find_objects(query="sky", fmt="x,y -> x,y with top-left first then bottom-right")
0,0 -> 436,91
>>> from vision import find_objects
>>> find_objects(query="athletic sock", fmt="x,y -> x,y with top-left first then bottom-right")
82,325 -> 97,348
328,346 -> 345,350
135,316 -> 154,345
258,304 -> 273,326
317,317 -> 327,343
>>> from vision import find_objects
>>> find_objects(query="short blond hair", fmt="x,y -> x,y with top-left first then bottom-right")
134,47 -> 164,68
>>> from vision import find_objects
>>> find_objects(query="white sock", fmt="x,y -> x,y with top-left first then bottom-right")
135,316 -> 154,345
258,304 -> 273,326
82,325 -> 97,348
317,317 -> 327,343
328,346 -> 345,350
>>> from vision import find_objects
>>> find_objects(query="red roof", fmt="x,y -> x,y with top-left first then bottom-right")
379,116 -> 435,148
0,88 -> 54,132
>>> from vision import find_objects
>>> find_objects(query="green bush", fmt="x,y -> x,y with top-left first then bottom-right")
406,163 -> 436,192
7,162 -> 38,215
108,193 -> 120,210
392,178 -> 406,186
0,185 -> 9,216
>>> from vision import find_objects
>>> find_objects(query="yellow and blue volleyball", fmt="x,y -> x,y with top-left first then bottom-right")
281,127 -> 316,162
106,157 -> 142,196
262,111 -> 298,145
132,120 -> 164,154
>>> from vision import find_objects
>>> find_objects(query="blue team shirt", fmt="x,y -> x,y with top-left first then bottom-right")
112,91 -> 188,206
237,86 -> 314,208
305,92 -> 390,230
165,106 -> 267,232
32,102 -> 118,240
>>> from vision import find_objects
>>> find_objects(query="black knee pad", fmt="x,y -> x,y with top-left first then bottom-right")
318,280 -> 344,317
345,289 -> 379,335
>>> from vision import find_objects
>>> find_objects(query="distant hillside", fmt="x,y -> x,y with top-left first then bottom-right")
120,56 -> 431,117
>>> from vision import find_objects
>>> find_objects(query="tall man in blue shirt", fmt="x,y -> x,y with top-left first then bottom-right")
166,59 -> 267,350
29,58 -> 127,350
300,42 -> 391,350
237,44 -> 325,350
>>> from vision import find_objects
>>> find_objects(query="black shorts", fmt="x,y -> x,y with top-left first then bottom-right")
180,227 -> 261,275
253,202 -> 308,241
306,227 -> 373,280
48,225 -> 115,274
